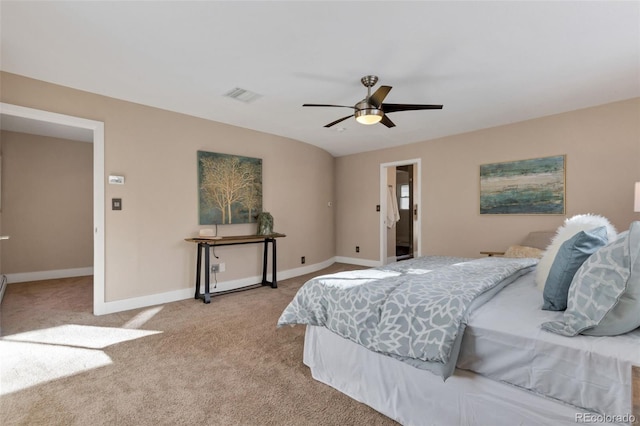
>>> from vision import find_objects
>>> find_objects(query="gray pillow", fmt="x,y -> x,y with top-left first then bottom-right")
542,221 -> 640,336
542,227 -> 608,311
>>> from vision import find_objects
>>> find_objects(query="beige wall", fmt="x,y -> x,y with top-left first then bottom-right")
1,131 -> 93,273
337,97 -> 640,260
1,72 -> 336,302
3,70 -> 638,306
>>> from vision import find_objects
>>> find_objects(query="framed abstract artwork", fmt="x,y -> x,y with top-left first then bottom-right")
198,151 -> 262,224
480,155 -> 565,215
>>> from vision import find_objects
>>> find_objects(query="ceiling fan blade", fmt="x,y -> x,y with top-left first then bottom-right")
368,85 -> 392,108
380,115 -> 396,128
324,114 -> 354,128
382,103 -> 443,113
303,104 -> 355,109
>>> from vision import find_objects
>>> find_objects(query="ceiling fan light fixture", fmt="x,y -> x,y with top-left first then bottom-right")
355,108 -> 383,125
303,74 -> 442,128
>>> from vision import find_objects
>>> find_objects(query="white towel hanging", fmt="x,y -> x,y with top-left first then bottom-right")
387,185 -> 400,228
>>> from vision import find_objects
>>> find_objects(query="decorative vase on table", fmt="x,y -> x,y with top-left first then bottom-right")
256,212 -> 273,235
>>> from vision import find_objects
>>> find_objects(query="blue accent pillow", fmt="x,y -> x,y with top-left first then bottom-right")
542,226 -> 608,311
542,221 -> 640,336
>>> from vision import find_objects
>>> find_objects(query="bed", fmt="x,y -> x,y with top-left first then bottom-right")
278,220 -> 640,425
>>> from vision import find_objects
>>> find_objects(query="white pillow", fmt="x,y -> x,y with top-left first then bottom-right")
535,214 -> 617,290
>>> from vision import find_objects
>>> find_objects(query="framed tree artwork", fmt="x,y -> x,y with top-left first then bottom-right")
198,151 -> 262,224
480,155 -> 565,215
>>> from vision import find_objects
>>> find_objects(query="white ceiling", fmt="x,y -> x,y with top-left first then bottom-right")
1,1 -> 639,157
0,114 -> 93,143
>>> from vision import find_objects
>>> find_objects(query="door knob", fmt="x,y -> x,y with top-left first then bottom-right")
0,236 -> 10,240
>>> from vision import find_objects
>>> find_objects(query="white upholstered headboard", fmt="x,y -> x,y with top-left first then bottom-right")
520,231 -> 555,250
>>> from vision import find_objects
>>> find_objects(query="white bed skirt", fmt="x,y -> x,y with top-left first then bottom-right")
303,325 -> 627,426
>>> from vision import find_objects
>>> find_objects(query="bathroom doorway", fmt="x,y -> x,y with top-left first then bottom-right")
395,165 -> 414,260
379,158 -> 421,265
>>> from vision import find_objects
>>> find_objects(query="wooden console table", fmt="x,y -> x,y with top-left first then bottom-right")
185,233 -> 286,304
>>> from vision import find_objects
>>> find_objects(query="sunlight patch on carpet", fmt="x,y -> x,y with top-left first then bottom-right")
2,324 -> 161,349
122,306 -> 164,329
0,340 -> 112,395
0,324 -> 162,395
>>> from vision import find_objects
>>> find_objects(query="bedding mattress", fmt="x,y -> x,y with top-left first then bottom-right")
457,270 -> 640,418
305,325 -> 600,426
302,266 -> 639,425
278,256 -> 537,379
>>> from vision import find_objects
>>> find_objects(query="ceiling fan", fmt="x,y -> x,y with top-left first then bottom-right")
303,75 -> 443,128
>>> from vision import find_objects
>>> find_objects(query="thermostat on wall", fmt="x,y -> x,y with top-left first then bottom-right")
108,175 -> 125,185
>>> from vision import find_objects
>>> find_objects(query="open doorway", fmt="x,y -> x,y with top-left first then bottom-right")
379,159 -> 421,265
0,103 -> 105,314
395,165 -> 414,260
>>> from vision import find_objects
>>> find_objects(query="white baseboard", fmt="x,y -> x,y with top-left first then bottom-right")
12,258 -> 379,315
95,257 -> 342,316
334,256 -> 382,268
95,287 -> 194,316
6,267 -> 94,284
278,257 -> 337,281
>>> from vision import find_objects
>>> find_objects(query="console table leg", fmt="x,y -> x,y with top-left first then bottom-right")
262,239 -> 268,285
271,238 -> 277,288
203,244 -> 211,304
194,243 -> 202,299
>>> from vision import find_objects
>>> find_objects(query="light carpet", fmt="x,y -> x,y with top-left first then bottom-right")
0,265 -> 399,425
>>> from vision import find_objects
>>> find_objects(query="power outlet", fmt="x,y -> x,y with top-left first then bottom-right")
211,263 -> 225,273
356,246 -> 360,253
301,256 -> 306,264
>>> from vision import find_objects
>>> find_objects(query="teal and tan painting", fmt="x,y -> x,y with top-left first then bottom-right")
480,155 -> 565,214
198,151 -> 262,224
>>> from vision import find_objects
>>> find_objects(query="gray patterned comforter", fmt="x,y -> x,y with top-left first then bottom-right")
277,256 -> 537,379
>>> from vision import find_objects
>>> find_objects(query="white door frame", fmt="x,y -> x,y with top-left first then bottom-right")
0,103 -> 106,315
379,158 -> 421,265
